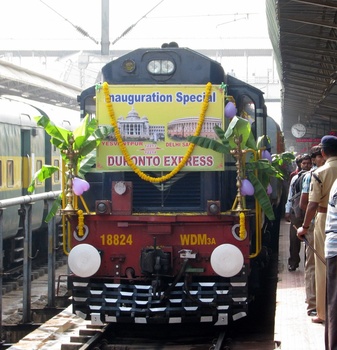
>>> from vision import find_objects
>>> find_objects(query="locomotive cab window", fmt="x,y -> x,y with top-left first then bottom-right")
236,94 -> 258,137
237,95 -> 255,123
84,98 -> 96,119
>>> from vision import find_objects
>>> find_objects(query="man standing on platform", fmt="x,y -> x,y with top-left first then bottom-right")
300,145 -> 325,317
324,178 -> 337,349
285,154 -> 312,271
297,135 -> 337,324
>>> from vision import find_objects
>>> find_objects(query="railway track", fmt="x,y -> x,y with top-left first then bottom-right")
61,324 -> 228,350
4,294 -> 275,350
60,323 -> 276,350
61,324 -> 276,349
2,256 -> 67,296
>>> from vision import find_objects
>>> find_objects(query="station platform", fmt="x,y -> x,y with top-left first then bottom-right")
274,219 -> 325,350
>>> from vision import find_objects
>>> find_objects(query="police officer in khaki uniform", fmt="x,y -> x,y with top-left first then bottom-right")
300,145 -> 325,317
297,135 -> 337,324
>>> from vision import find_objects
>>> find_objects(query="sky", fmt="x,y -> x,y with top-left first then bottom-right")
1,0 -> 271,51
0,0 -> 281,125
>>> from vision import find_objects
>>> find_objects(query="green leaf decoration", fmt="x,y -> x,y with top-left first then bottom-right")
213,125 -> 226,140
78,152 -> 97,178
73,116 -> 98,151
34,115 -> 71,150
45,195 -> 62,223
29,114 -> 113,221
28,165 -> 59,193
257,135 -> 271,149
247,172 -> 275,221
187,135 -> 231,155
246,131 -> 258,150
224,116 -> 252,149
271,152 -> 295,181
187,114 -> 287,221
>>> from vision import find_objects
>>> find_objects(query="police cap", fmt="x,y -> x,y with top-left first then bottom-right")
321,135 -> 337,149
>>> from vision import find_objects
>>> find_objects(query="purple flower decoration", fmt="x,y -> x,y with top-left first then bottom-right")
267,183 -> 272,195
73,177 -> 90,196
225,102 -> 237,118
241,179 -> 254,196
262,150 -> 272,162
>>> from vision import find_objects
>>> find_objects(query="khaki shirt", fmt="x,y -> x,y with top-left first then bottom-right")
309,156 -> 337,207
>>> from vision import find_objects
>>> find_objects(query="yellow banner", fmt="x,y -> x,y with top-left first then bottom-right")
96,85 -> 224,171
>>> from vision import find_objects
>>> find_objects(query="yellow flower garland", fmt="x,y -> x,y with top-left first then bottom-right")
239,211 -> 246,239
102,81 -> 212,183
77,209 -> 84,236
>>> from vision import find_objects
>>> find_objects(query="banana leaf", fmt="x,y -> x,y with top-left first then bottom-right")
224,116 -> 255,150
28,115 -> 114,222
34,115 -> 71,150
28,165 -> 59,193
247,172 -> 275,221
73,117 -> 98,150
78,152 -> 97,178
187,135 -> 231,154
45,195 -> 62,223
78,125 -> 114,159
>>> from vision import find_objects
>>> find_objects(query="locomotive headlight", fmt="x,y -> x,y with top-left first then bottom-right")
207,200 -> 221,215
122,59 -> 136,73
68,244 -> 101,278
97,202 -> 108,213
161,60 -> 175,74
210,244 -> 244,277
147,59 -> 175,75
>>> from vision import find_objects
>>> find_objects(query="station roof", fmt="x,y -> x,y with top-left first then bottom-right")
267,0 -> 337,138
0,59 -> 81,110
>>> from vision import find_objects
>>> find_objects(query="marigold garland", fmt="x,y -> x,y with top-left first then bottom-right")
77,209 -> 84,237
239,211 -> 246,240
102,81 -> 212,183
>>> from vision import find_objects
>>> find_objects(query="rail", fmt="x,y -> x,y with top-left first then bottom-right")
0,190 -> 62,344
0,190 -> 61,208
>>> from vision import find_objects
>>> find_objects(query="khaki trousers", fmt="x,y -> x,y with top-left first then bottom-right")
305,222 -> 316,313
314,212 -> 326,321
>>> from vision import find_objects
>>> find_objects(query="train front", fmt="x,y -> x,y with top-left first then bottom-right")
65,45 -> 266,326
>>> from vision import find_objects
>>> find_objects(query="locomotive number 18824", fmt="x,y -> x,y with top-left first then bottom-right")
100,234 -> 133,246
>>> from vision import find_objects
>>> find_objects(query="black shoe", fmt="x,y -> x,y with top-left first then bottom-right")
288,265 -> 297,271
308,310 -> 317,317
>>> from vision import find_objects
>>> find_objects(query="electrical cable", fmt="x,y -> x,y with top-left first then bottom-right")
111,0 -> 164,45
40,0 -> 99,44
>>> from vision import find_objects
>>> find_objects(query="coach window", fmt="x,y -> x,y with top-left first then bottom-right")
7,160 -> 14,187
53,159 -> 60,182
36,160 -> 42,185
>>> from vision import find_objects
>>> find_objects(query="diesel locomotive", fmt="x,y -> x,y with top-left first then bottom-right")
65,43 -> 284,327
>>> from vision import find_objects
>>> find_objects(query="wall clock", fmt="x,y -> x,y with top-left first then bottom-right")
291,123 -> 306,138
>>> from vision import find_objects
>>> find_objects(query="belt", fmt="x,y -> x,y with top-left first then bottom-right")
318,206 -> 327,213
